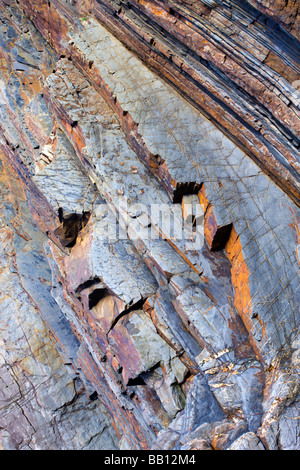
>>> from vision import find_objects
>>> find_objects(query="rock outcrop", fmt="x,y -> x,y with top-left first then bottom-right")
0,0 -> 299,450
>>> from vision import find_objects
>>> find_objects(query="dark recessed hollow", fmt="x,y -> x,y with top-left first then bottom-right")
172,182 -> 202,203
210,223 -> 233,251
88,287 -> 112,309
127,376 -> 146,386
54,211 -> 91,248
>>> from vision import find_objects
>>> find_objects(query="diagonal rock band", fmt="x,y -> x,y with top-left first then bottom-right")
0,0 -> 299,451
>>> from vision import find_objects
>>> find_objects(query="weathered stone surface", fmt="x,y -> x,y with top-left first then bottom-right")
0,0 -> 299,451
227,432 -> 265,450
0,158 -> 120,449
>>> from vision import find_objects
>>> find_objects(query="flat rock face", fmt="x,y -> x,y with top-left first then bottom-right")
0,0 -> 299,451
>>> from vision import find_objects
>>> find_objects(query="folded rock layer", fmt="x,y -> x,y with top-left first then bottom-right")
0,0 -> 299,450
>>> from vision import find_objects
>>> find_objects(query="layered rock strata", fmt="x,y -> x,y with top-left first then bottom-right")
0,0 -> 299,450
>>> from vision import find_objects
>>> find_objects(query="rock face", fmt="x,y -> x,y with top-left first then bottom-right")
0,0 -> 299,451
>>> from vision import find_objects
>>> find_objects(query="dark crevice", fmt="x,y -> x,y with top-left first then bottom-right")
127,376 -> 146,386
89,391 -> 98,401
88,287 -> 113,309
107,297 -> 146,335
210,223 -> 233,251
58,207 -> 63,223
75,277 -> 102,293
172,182 -> 203,203
178,368 -> 192,387
127,362 -> 161,386
54,211 -> 91,248
116,296 -> 145,317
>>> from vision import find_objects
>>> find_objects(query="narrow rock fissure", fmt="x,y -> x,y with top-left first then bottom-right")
107,297 -> 147,335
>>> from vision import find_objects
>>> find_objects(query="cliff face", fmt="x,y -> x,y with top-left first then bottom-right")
0,0 -> 299,450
